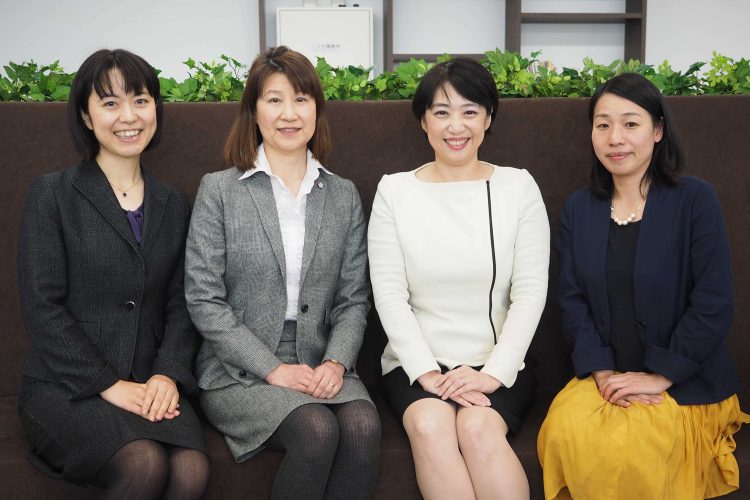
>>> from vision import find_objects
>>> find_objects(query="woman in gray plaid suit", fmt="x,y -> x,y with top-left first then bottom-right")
185,46 -> 380,500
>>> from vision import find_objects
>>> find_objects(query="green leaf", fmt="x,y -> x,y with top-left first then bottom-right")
50,85 -> 70,100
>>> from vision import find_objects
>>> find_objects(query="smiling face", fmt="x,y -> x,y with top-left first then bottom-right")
421,83 -> 491,170
591,92 -> 663,185
255,72 -> 316,159
81,69 -> 157,167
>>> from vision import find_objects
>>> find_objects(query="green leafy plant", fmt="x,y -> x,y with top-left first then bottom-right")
0,60 -> 74,101
703,51 -> 750,94
159,55 -> 246,102
482,49 -> 538,97
2,50 -> 750,102
315,58 -> 371,100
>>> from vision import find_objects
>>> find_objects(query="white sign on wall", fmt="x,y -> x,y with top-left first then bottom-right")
276,7 -> 374,70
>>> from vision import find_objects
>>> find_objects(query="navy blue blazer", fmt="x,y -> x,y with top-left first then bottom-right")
557,176 -> 740,405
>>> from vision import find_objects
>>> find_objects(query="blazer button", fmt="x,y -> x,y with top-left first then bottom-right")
124,301 -> 135,311
300,304 -> 309,313
238,370 -> 247,378
637,320 -> 647,330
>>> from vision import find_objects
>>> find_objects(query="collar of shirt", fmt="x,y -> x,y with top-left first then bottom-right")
238,143 -> 332,199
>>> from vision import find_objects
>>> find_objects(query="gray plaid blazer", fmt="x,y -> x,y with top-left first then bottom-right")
185,166 -> 371,393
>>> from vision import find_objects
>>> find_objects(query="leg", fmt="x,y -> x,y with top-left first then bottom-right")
402,399 -> 476,500
87,439 -> 169,500
325,400 -> 381,500
163,447 -> 210,500
456,407 -> 529,500
266,404 -> 339,500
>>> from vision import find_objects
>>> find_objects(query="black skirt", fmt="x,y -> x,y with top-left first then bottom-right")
382,358 -> 537,435
18,376 -> 207,481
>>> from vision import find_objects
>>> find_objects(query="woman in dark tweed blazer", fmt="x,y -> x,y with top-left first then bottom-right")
16,49 -> 208,499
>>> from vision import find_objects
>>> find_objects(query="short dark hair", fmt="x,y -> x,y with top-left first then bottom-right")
68,49 -> 163,161
588,72 -> 684,198
224,46 -> 332,170
412,57 -> 498,132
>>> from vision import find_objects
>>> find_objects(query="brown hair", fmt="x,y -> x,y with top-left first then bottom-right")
224,46 -> 332,170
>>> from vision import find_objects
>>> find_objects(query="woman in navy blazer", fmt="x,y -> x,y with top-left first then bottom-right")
538,73 -> 749,500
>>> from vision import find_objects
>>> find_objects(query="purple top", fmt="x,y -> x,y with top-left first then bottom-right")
124,204 -> 144,244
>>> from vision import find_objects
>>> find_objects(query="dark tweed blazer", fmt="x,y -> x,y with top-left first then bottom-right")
18,161 -> 200,399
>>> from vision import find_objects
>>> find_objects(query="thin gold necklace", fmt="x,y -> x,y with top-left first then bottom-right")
109,175 -> 142,198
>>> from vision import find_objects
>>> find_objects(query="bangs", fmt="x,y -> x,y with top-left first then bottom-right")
434,74 -> 491,113
91,57 -> 158,98
282,63 -> 319,97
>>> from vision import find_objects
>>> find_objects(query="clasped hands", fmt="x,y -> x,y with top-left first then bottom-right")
418,365 -> 502,408
265,360 -> 345,399
100,374 -> 181,422
592,370 -> 673,408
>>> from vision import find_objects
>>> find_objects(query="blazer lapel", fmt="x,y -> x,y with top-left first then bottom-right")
245,174 -> 286,280
588,194 -> 612,341
300,174 -> 327,285
633,184 -> 664,315
72,162 -> 139,252
140,170 -> 169,257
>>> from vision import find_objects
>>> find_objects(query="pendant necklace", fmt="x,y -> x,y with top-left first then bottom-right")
110,175 -> 142,198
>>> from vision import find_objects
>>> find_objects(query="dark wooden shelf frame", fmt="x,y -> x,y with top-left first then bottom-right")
506,0 -> 647,62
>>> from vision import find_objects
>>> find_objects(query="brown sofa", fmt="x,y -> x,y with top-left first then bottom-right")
0,98 -> 748,499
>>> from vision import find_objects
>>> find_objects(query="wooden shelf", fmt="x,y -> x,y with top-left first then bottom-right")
506,0 -> 647,62
521,13 -> 643,24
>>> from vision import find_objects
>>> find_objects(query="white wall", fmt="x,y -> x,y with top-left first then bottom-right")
646,0 -> 750,70
1,0 -> 749,77
0,0 -> 260,78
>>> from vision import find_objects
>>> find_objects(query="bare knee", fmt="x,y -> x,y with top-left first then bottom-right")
457,410 -> 510,457
403,400 -> 455,446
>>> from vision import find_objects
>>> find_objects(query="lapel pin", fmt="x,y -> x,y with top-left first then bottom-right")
318,181 -> 324,189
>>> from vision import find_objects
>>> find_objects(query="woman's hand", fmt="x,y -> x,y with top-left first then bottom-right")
416,370 -> 443,395
307,360 -> 345,399
142,375 -> 180,422
417,370 -> 491,407
100,380 -> 148,416
591,369 -> 615,391
265,363 -> 315,393
450,390 -> 491,408
597,371 -> 672,406
435,365 -> 502,400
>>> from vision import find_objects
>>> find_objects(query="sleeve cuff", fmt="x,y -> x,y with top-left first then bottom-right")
153,357 -> 198,395
402,359 -> 442,385
571,346 -> 616,378
71,366 -> 119,401
644,343 -> 701,384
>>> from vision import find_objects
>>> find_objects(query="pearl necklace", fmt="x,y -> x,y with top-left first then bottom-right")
610,200 -> 643,226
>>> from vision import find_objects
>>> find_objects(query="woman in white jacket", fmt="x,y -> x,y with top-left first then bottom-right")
368,57 -> 550,500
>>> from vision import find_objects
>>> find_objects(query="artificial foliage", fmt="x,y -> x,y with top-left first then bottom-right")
1,50 -> 749,102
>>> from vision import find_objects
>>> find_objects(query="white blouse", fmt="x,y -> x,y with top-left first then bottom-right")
239,144 -> 331,320
368,164 -> 550,387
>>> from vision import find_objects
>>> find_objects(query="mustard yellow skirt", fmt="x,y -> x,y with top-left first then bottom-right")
537,377 -> 750,500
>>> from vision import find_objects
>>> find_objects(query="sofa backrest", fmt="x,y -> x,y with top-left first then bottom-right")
1,98 -> 748,400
